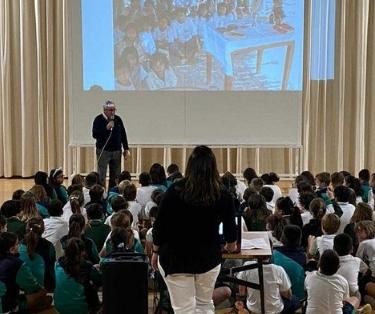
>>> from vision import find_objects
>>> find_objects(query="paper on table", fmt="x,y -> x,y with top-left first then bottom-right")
241,238 -> 269,250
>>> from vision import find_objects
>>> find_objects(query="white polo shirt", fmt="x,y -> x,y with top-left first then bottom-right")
305,271 -> 349,314
356,238 -> 375,275
264,184 -> 283,204
336,202 -> 355,234
127,201 -> 142,229
337,254 -> 368,296
236,180 -> 247,201
237,262 -> 291,314
136,185 -> 157,208
309,234 -> 335,257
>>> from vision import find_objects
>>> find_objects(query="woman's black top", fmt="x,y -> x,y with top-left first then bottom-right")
153,181 -> 237,276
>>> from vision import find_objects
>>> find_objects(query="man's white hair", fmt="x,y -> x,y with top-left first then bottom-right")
103,100 -> 115,109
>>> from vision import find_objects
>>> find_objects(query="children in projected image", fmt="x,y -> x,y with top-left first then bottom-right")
113,0 -> 297,90
121,46 -> 148,89
196,3 -> 210,45
139,0 -> 157,22
236,0 -> 250,20
114,15 -> 127,53
121,22 -> 141,53
210,2 -> 235,29
145,52 -> 177,90
196,3 -> 210,28
170,7 -> 199,64
116,61 -> 136,90
152,14 -> 175,53
249,0 -> 263,25
137,16 -> 157,58
155,0 -> 173,13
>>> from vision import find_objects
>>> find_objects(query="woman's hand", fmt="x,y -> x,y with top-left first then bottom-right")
151,252 -> 159,271
224,241 -> 237,253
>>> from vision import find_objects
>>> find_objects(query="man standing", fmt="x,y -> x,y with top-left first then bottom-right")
92,100 -> 130,189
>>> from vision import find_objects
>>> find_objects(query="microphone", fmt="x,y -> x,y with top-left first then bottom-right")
109,115 -> 115,131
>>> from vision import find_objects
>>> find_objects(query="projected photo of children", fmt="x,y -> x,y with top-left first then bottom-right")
113,0 -> 303,91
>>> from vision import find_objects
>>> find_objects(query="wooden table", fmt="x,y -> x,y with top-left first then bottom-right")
203,21 -> 296,90
222,231 -> 272,314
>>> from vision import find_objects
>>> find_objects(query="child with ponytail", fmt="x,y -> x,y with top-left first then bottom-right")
60,214 -> 99,264
0,232 -> 53,313
62,190 -> 87,223
54,237 -> 102,314
19,191 -> 41,223
19,217 -> 56,291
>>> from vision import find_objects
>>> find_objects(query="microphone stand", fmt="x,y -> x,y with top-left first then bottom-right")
97,119 -> 114,165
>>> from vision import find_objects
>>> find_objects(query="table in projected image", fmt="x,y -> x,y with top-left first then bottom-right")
203,21 -> 295,90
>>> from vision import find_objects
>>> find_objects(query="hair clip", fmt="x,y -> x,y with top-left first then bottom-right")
52,167 -> 62,178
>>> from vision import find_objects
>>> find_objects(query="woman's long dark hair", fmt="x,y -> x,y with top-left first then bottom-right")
181,145 -> 221,207
25,217 -> 44,259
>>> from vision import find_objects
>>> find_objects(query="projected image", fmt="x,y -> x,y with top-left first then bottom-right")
82,0 -> 303,91
112,0 -> 303,91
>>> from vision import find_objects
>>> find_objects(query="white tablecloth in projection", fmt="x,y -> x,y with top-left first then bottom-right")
203,20 -> 295,79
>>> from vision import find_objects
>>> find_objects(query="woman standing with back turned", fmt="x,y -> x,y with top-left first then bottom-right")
151,145 -> 237,314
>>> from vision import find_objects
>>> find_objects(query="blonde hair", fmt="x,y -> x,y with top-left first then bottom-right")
118,180 -> 131,195
355,220 -> 375,239
20,191 -> 40,222
321,213 -> 340,235
110,211 -> 132,229
351,202 -> 373,223
29,185 -> 47,203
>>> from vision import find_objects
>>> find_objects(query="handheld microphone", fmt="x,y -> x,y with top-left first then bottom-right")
109,115 -> 115,131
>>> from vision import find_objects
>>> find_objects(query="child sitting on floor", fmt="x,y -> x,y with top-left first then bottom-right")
305,249 -> 371,314
237,243 -> 300,314
0,232 -> 53,313
308,213 -> 340,259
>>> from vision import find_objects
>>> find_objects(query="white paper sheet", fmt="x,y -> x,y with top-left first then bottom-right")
241,238 -> 269,250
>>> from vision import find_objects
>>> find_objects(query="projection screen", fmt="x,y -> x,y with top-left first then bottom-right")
68,0 -> 303,146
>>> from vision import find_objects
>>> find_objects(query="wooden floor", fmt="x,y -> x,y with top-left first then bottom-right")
0,178 -> 35,204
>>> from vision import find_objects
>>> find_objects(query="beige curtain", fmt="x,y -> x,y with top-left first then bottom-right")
0,0 -> 374,178
0,0 -> 67,177
303,0 -> 375,174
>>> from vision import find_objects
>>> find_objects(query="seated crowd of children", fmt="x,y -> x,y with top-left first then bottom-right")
1,164 -> 375,313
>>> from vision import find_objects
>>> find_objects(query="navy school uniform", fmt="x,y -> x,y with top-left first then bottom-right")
0,254 -> 42,312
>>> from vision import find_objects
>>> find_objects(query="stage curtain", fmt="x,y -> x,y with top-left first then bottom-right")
302,0 -> 375,174
0,0 -> 67,177
0,0 -> 374,178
